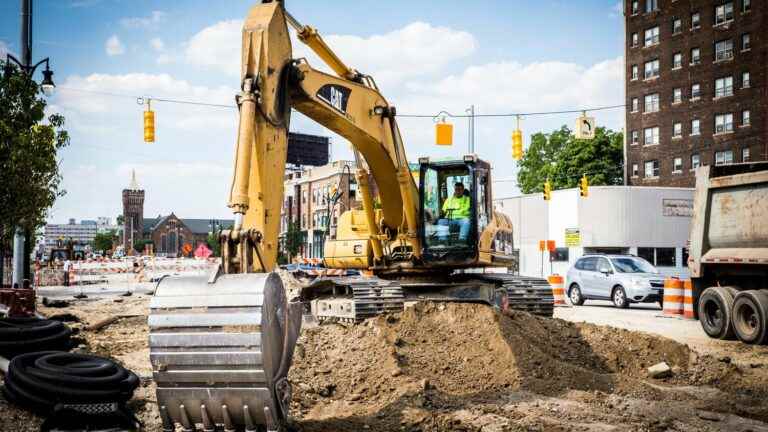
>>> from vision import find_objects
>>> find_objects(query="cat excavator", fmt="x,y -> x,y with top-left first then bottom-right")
148,2 -> 553,431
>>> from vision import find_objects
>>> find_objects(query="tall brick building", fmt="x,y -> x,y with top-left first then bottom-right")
122,170 -> 145,253
625,0 -> 766,187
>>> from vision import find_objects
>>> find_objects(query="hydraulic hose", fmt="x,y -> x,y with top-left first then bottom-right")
3,351 -> 140,430
0,317 -> 72,358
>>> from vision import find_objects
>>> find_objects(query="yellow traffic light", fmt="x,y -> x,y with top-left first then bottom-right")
579,175 -> 589,197
144,100 -> 155,143
543,180 -> 552,201
512,115 -> 523,160
435,118 -> 453,146
512,129 -> 523,160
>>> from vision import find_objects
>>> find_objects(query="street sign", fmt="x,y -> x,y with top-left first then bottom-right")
575,115 -> 596,139
565,228 -> 581,247
538,240 -> 546,252
546,240 -> 556,251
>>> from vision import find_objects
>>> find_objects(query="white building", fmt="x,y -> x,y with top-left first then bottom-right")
42,217 -> 118,253
495,186 -> 694,279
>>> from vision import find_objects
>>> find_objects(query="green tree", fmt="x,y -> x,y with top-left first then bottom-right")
133,239 -> 153,255
116,214 -> 125,225
281,220 -> 303,263
206,232 -> 221,257
0,63 -> 69,251
92,230 -> 116,253
516,126 -> 623,194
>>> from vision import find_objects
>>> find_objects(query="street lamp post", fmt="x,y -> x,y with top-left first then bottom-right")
5,0 -> 56,288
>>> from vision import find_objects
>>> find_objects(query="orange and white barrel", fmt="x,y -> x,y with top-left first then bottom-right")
548,274 -> 567,306
663,278 -> 684,317
682,279 -> 695,319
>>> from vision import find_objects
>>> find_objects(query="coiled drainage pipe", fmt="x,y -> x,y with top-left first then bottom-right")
3,351 -> 140,431
0,317 -> 72,358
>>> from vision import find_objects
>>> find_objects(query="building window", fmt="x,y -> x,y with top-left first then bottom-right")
673,122 -> 682,138
715,39 -> 734,61
644,59 -> 660,79
644,160 -> 660,178
691,12 -> 701,28
715,2 -> 734,25
631,32 -> 639,47
645,0 -> 658,13
672,52 -> 682,69
631,97 -> 639,112
632,163 -> 639,177
715,76 -> 734,98
743,0 -> 751,12
690,48 -> 701,65
715,113 -> 734,134
673,157 -> 683,173
631,0 -> 639,14
742,71 -> 750,88
691,154 -> 701,169
691,83 -> 701,100
715,150 -> 734,166
742,33 -> 751,51
672,88 -> 683,104
672,18 -> 682,34
631,65 -> 639,80
644,127 -> 660,146
656,248 -> 677,267
551,248 -> 569,262
742,147 -> 751,162
691,119 -> 701,135
742,109 -> 751,126
644,93 -> 660,112
644,26 -> 660,46
631,130 -> 639,145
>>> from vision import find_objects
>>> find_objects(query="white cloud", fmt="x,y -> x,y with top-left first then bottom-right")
120,11 -> 166,29
105,35 -> 125,56
183,20 -> 475,89
150,38 -> 164,52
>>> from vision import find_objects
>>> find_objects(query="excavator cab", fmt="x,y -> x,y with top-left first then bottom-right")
419,156 -> 492,265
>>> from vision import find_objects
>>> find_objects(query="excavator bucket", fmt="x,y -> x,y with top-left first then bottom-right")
149,273 -> 302,431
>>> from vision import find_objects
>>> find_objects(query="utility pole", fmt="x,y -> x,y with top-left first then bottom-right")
12,0 -> 33,287
465,105 -> 475,154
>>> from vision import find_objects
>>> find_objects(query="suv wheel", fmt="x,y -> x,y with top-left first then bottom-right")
569,284 -> 584,306
612,286 -> 629,309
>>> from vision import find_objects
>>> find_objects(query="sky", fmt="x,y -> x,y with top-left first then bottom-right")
0,0 -> 625,223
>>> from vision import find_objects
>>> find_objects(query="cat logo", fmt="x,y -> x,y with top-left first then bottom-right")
575,115 -> 596,139
316,84 -> 351,114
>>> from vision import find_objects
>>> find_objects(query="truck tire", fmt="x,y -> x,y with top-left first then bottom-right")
732,290 -> 768,345
698,286 -> 736,340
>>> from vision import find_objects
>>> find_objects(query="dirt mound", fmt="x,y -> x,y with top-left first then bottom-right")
288,302 -> 703,430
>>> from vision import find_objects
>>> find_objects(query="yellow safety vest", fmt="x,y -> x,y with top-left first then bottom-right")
442,195 -> 470,219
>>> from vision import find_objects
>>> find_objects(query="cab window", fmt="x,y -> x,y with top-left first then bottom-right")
422,166 -> 473,249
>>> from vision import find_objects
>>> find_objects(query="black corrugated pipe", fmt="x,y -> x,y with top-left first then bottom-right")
0,317 -> 72,358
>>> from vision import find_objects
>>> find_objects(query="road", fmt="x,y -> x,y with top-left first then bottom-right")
555,300 -> 768,363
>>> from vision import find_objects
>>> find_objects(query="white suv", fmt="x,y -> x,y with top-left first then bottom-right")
566,254 -> 665,308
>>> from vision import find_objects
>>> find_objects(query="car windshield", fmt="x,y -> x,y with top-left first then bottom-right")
611,257 -> 658,274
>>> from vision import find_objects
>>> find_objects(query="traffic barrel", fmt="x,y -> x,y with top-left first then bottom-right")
663,278 -> 684,317
682,279 -> 695,319
547,275 -> 567,306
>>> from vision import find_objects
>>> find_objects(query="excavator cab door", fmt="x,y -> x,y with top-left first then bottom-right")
419,159 -> 484,265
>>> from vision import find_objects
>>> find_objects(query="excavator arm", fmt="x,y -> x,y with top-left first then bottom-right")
223,1 -> 421,275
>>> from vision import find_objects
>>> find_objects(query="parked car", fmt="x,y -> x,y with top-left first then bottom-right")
565,254 -> 666,308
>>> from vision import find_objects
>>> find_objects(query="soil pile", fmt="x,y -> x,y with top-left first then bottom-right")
289,302 -> 768,432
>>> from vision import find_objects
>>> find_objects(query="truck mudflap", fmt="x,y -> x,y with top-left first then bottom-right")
149,273 -> 302,432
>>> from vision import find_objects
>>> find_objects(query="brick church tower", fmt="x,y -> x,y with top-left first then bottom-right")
122,169 -> 144,255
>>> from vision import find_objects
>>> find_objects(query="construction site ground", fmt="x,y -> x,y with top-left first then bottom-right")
2,284 -> 768,432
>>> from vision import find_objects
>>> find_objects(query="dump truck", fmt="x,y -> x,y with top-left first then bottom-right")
688,162 -> 768,344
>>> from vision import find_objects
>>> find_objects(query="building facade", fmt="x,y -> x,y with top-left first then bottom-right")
625,0 -> 766,187
43,219 -> 98,253
122,170 -> 145,252
496,186 -> 694,279
280,160 -> 361,259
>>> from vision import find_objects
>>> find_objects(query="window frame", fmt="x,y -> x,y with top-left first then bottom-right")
644,26 -> 660,47
672,52 -> 683,69
673,157 -> 683,173
691,83 -> 701,100
742,109 -> 751,126
691,119 -> 701,136
672,87 -> 683,104
714,113 -> 734,134
714,2 -> 734,26
644,160 -> 660,178
691,154 -> 701,169
691,12 -> 701,29
690,47 -> 701,65
742,33 -> 751,51
673,122 -> 682,138
631,130 -> 639,145
672,18 -> 682,34
643,126 -> 660,146
715,39 -> 734,62
715,76 -> 734,98
644,59 -> 660,80
742,147 -> 751,162
644,93 -> 660,113
715,150 -> 734,166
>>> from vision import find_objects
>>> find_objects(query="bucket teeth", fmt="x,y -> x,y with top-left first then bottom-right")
222,404 -> 236,432
244,404 -> 258,432
159,405 -> 174,432
201,404 -> 215,432
179,404 -> 194,432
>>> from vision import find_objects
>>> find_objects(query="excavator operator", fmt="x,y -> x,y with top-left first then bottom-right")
439,182 -> 471,241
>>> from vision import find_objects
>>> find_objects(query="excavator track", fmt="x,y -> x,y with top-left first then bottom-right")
477,273 -> 555,317
308,277 -> 405,323
149,273 -> 301,432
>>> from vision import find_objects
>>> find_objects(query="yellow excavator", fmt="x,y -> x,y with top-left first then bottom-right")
148,2 -> 553,431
